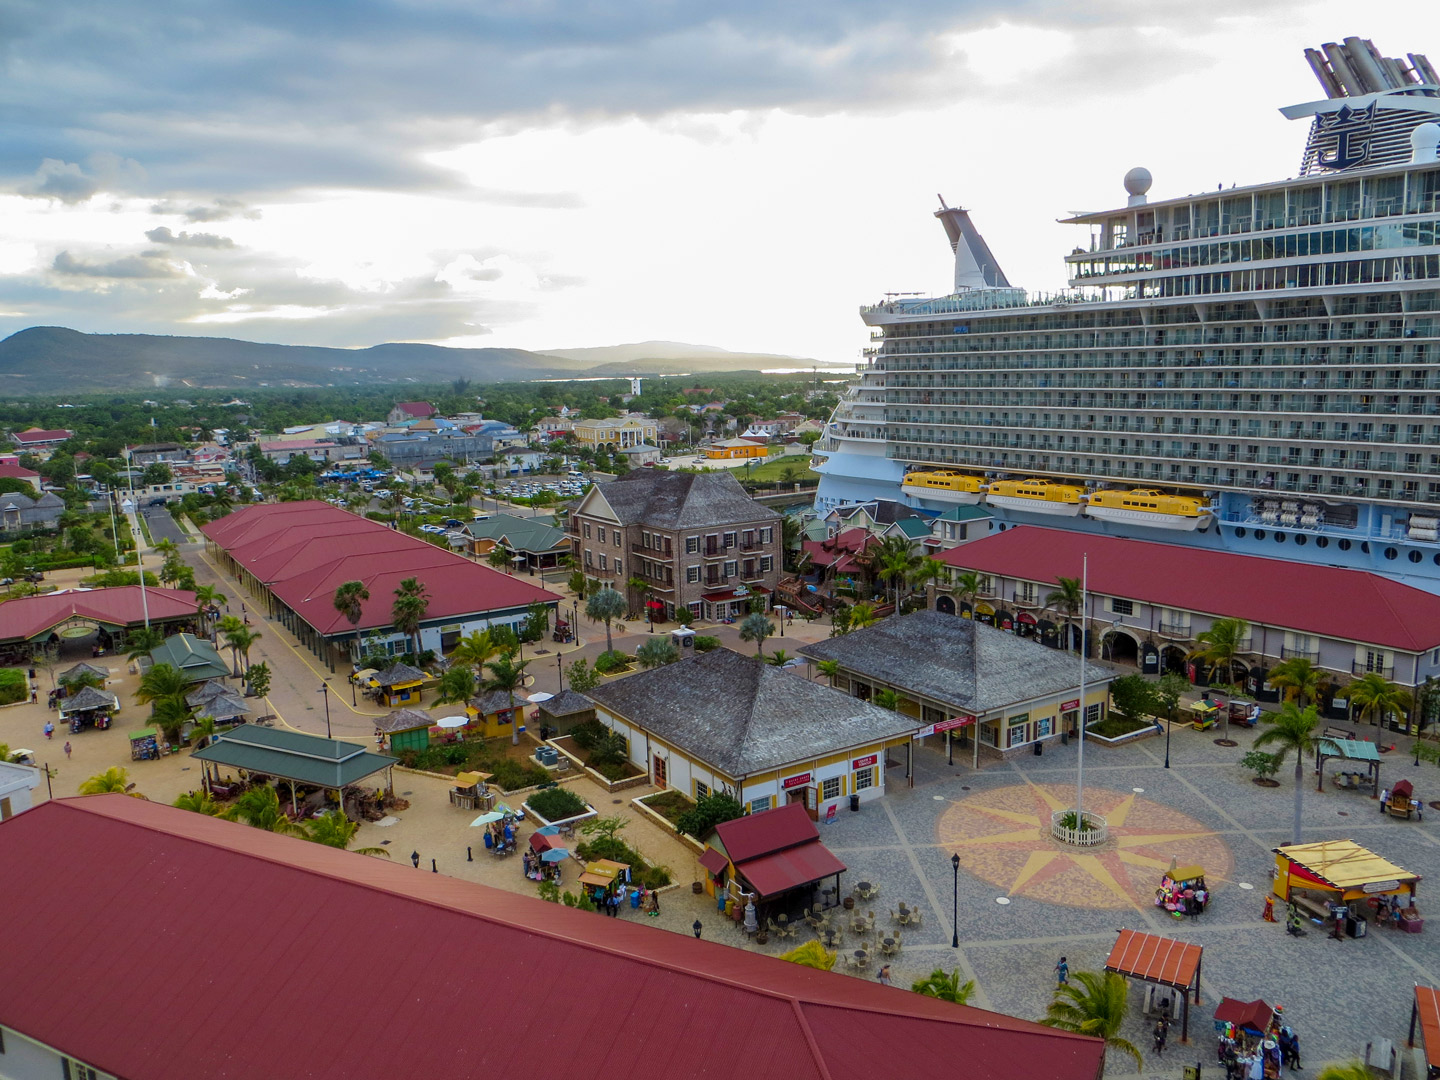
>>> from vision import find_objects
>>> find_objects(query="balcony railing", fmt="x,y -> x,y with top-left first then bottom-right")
1158,621 -> 1192,637
1282,646 -> 1321,661
1352,661 -> 1395,678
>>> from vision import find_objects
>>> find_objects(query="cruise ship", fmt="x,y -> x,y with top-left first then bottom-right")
814,37 -> 1440,590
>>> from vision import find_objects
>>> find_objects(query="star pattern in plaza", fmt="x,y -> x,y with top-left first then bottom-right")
937,782 -> 1233,910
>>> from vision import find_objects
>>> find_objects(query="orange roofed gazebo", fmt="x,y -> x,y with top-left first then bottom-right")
1104,928 -> 1203,1043
1409,985 -> 1440,1079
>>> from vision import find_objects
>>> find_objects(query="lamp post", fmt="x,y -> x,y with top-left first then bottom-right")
350,667 -> 357,707
1164,705 -> 1173,769
318,682 -> 332,738
950,853 -> 960,948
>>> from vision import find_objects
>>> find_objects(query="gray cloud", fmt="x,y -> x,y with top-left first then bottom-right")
148,198 -> 260,222
52,250 -> 180,279
24,159 -> 97,203
144,226 -> 236,248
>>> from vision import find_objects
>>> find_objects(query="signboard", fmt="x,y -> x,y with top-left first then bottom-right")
782,772 -> 812,790
1362,879 -> 1400,894
852,754 -> 878,769
1061,699 -> 1081,712
911,725 -> 935,740
935,715 -> 974,732
1181,1066 -> 1202,1080
824,804 -> 838,825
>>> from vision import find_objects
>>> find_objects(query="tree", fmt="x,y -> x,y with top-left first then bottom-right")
78,766 -> 132,795
189,714 -> 218,750
1269,656 -> 1329,708
586,586 -> 626,654
58,669 -> 106,694
487,545 -> 512,570
1109,674 -> 1160,725
151,696 -> 193,747
136,662 -> 188,708
482,652 -> 531,746
247,662 -> 271,699
817,659 -> 841,686
1189,617 -> 1250,687
566,658 -> 600,692
1240,749 -> 1280,783
911,968 -> 975,1005
848,601 -> 877,631
830,603 -> 852,637
1044,576 -> 1084,653
579,813 -> 629,844
779,940 -> 837,971
739,611 -> 775,658
222,784 -> 304,835
450,629 -> 498,671
637,638 -> 679,668
332,580 -> 370,666
224,626 -> 262,687
874,537 -> 923,607
391,577 -> 430,656
124,626 -> 165,663
1039,970 -> 1143,1073
1253,702 -> 1321,845
765,648 -> 791,667
626,574 -> 651,615
674,792 -> 747,839
307,809 -> 391,856
1153,672 -> 1189,724
194,583 -> 226,618
435,665 -> 477,705
567,570 -> 587,598
951,570 -> 982,613
1348,672 -> 1412,732
173,789 -> 221,815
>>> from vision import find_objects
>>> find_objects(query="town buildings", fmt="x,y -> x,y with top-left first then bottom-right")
8,428 -> 73,450
0,491 -> 64,533
370,429 -> 493,469
387,400 -> 436,424
703,437 -> 768,460
571,414 -> 659,451
570,470 -> 781,621
462,514 -> 570,573
0,586 -> 198,665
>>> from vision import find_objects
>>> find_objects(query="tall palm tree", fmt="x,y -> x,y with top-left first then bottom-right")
1253,702 -> 1321,845
136,662 -> 189,708
1189,616 -> 1250,687
848,601 -> 878,631
817,659 -> 841,686
223,785 -> 304,835
391,577 -> 430,657
124,626 -> 165,663
307,809 -> 391,856
1269,656 -> 1329,708
1039,970 -> 1143,1073
151,696 -> 193,747
911,556 -> 948,597
216,615 -> 245,675
434,665 -> 477,706
194,584 -> 226,619
739,611 -> 775,658
911,968 -> 975,1005
952,570 -> 982,614
450,629 -> 498,671
173,789 -> 221,815
332,580 -> 370,667
1045,576 -> 1084,653
482,653 -> 531,746
586,586 -> 626,654
78,766 -> 133,795
876,539 -> 923,608
1347,673 -> 1412,733
224,626 -> 262,689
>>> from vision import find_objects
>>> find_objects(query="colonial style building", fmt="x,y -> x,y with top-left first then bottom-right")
571,414 -> 659,451
570,471 -> 781,621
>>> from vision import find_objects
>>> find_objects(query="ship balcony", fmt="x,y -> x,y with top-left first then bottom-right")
1352,661 -> 1396,678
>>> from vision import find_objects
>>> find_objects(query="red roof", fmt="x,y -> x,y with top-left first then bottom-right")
739,841 -> 848,899
1416,986 -> 1440,1070
0,462 -> 40,483
801,527 -> 875,571
0,797 -> 1104,1080
938,526 -> 1440,652
393,401 -> 435,417
0,586 -> 197,643
201,502 -> 559,635
698,846 -> 730,875
715,801 -> 820,863
1213,997 -> 1273,1033
1105,929 -> 1202,991
11,427 -> 73,443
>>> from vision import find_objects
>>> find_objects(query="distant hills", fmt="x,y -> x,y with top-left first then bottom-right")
0,327 -> 842,394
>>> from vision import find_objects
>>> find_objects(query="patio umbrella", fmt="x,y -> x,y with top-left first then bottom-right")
535,825 -> 562,836
540,848 -> 569,863
530,832 -> 560,853
436,715 -> 468,729
469,811 -> 505,826
526,692 -> 554,704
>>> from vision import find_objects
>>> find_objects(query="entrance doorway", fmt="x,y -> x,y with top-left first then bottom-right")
653,756 -> 667,786
1102,630 -> 1139,666
936,595 -> 956,615
1161,645 -> 1188,674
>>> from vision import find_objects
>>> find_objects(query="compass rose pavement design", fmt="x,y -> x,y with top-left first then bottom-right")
937,782 -> 1234,910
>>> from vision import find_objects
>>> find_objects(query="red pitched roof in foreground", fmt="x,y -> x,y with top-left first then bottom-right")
201,502 -> 559,635
938,526 -> 1440,653
0,586 -> 197,644
0,798 -> 1102,1080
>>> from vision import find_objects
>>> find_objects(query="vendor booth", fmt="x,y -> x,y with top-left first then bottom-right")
1155,863 -> 1209,920
1214,997 -> 1274,1038
1188,700 -> 1220,731
578,859 -> 629,907
59,686 -> 119,733
1104,928 -> 1203,1042
128,727 -> 165,761
1317,737 -> 1382,795
1273,840 -> 1422,936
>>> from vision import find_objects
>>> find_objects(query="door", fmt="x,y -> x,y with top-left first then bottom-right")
653,755 -> 667,786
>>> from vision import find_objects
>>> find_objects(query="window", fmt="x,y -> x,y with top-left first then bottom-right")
760,555 -> 773,572
686,565 -> 701,583
614,532 -> 621,548
597,526 -> 606,543
686,535 -> 700,554
584,550 -> 593,567
1110,597 -> 1134,616
853,767 -> 874,791
63,1061 -> 98,1080
760,527 -> 773,544
742,530 -> 754,547
1016,582 -> 1037,604
723,560 -> 737,578
750,795 -> 772,813
695,780 -> 710,800
822,776 -> 841,800
599,553 -> 608,570
614,559 -> 622,574
643,532 -> 652,549
723,531 -> 737,548
583,523 -> 591,539
1006,713 -> 1030,748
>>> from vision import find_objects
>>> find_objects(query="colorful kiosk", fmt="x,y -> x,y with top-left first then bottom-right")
1273,840 -> 1421,935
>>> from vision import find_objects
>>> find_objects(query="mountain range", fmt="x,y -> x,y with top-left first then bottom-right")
0,327 -> 839,394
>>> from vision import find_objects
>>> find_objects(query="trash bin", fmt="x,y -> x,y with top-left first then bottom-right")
1347,916 -> 1368,939
849,793 -> 860,812
1033,741 -> 1043,756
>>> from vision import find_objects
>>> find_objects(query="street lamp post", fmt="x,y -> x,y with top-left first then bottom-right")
1164,707 -> 1173,769
950,853 -> 960,948
318,682 -> 332,738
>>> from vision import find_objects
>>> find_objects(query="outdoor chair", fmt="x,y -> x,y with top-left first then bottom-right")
906,909 -> 923,928
889,908 -> 902,925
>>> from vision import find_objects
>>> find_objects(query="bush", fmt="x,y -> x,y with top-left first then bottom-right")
692,636 -> 720,652
1110,674 -> 1161,725
537,879 -> 560,903
527,786 -> 587,822
561,891 -> 578,907
569,717 -> 606,752
589,730 -> 629,770
0,668 -> 26,706
593,650 -> 631,674
675,792 -> 745,839
1241,749 -> 1280,781
490,758 -> 548,792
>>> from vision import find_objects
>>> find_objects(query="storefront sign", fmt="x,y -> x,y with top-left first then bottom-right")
912,725 -> 935,739
1061,699 -> 1080,712
935,715 -> 974,732
852,754 -> 878,769
782,772 -> 812,790
1362,879 -> 1400,894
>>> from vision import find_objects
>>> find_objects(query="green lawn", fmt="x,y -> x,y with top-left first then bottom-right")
740,457 -> 819,483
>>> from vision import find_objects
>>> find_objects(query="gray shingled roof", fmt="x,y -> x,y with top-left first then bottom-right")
194,690 -> 248,722
374,707 -> 434,734
585,650 -> 914,778
593,470 -> 779,529
375,662 -> 426,686
798,611 -> 1112,715
58,662 -> 110,683
57,686 -> 119,714
185,679 -> 232,707
470,689 -> 520,715
538,689 -> 594,718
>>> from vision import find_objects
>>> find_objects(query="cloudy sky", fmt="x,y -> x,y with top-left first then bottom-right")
0,1 -> 1430,363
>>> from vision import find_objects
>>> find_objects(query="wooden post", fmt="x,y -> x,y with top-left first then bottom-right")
1409,991 -> 1419,1049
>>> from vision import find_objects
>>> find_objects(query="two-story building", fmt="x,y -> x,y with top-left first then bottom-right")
570,471 -> 781,621
9,428 -> 73,451
388,401 -> 436,424
572,415 -> 659,451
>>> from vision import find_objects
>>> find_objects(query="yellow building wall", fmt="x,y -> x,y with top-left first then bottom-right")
465,705 -> 518,739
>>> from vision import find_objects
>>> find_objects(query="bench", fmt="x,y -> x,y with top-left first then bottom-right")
1324,726 -> 1356,741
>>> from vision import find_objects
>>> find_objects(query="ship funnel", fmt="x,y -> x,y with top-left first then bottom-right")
1305,37 -> 1435,97
934,196 -> 1011,291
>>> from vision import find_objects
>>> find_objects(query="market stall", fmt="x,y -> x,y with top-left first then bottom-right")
1316,737 -> 1381,795
128,728 -> 165,761
1104,928 -> 1203,1042
1273,840 -> 1421,936
1155,863 -> 1209,920
578,859 -> 630,908
59,686 -> 119,733
1188,700 -> 1219,731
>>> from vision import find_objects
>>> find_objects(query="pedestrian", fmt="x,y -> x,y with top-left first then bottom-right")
1263,894 -> 1276,922
43,720 -> 54,740
30,685 -> 37,704
1055,956 -> 1069,986
63,741 -> 71,760
1282,1028 -> 1302,1070
877,964 -> 893,987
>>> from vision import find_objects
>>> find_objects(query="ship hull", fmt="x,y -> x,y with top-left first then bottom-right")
1083,506 -> 1211,532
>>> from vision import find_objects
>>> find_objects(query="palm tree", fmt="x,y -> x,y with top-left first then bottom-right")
224,626 -> 262,689
817,659 -> 841,686
1269,656 -> 1329,708
153,537 -> 178,560
739,611 -> 776,658
332,579 -> 370,667
222,784 -> 303,835
434,665 -> 477,706
307,809 -> 391,856
1253,702 -> 1321,845
1347,672 -> 1412,733
78,766 -> 132,795
952,570 -> 982,612
1045,576 -> 1084,653
1189,616 -> 1250,687
875,538 -> 923,608
391,577 -> 430,657
911,968 -> 975,1005
124,626 -> 165,663
173,789 -> 221,815
1314,1062 -> 1370,1080
766,648 -> 791,667
848,601 -> 878,631
1039,970 -> 1143,1073
586,586 -> 626,654
637,638 -> 679,668
136,662 -> 189,708
189,715 -> 218,750
482,653 -> 531,746
194,584 -> 226,619
58,669 -> 106,694
911,556 -> 948,598
151,696 -> 193,747
873,688 -> 901,711
450,629 -> 498,671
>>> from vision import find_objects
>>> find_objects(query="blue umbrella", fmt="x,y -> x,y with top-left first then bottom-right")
540,848 -> 569,863
536,825 -> 562,836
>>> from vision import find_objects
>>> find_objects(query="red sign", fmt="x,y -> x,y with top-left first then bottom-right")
935,715 -> 974,732
852,754 -> 878,770
1061,699 -> 1080,712
782,772 -> 812,789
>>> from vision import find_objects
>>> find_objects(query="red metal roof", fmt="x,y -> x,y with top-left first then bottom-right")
938,526 -> 1440,652
201,502 -> 560,636
1213,997 -> 1273,1033
0,586 -> 197,643
1105,928 -> 1202,991
738,841 -> 848,899
1416,986 -> 1440,1070
0,797 -> 1104,1080
698,845 -> 730,875
0,462 -> 40,482
12,427 -> 73,443
715,801 -> 820,863
801,528 -> 874,570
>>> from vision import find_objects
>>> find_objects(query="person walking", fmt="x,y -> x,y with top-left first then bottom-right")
877,965 -> 893,987
63,741 -> 72,760
43,720 -> 54,740
1055,956 -> 1069,986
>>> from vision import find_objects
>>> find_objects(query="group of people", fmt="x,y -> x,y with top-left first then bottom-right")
1155,874 -> 1208,921
590,881 -> 662,918
1218,1014 -> 1302,1080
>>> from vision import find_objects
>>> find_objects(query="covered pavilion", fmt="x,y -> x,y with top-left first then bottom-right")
1317,737 -> 1382,794
1104,928 -> 1203,1042
1408,985 -> 1440,1079
709,802 -> 847,919
191,725 -> 395,817
1272,839 -> 1420,906
149,633 -> 231,684
0,585 -> 197,664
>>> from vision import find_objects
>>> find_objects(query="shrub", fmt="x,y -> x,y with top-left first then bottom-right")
1110,674 -> 1160,724
527,786 -> 587,822
0,668 -> 26,706
490,758 -> 548,792
675,792 -> 745,839
692,635 -> 720,652
1241,749 -> 1280,781
779,940 -> 837,971
561,891 -> 578,907
569,717 -> 606,752
593,650 -> 631,674
566,659 -> 600,692
537,879 -> 560,903
638,864 -> 672,889
576,892 -> 597,912
589,730 -> 629,771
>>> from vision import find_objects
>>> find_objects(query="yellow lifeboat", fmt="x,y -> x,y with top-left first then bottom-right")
1084,488 -> 1212,532
901,469 -> 986,505
984,479 -> 1086,517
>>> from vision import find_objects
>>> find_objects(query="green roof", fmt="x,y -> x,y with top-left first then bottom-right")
892,519 -> 932,539
934,506 -> 994,522
192,725 -> 396,788
465,514 -> 568,554
149,634 -> 231,684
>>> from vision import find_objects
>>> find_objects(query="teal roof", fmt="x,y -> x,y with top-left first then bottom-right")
801,519 -> 829,542
1320,738 -> 1381,762
892,519 -> 932,539
465,514 -> 568,554
935,506 -> 994,522
192,725 -> 396,787
149,634 -> 230,684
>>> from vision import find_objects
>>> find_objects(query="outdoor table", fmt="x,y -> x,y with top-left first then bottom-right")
821,929 -> 841,949
855,880 -> 874,899
852,950 -> 869,968
897,903 -> 910,919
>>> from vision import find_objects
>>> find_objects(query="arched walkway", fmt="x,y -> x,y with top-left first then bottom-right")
1161,645 -> 1188,675
936,595 -> 956,616
1101,628 -> 1140,666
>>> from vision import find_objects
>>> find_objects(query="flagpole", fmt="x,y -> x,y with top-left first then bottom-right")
1075,554 -> 1088,823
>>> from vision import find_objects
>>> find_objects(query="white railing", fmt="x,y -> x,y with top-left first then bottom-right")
1050,810 -> 1109,847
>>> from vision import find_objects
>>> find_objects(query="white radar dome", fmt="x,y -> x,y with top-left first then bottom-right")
1412,124 -> 1440,163
1123,167 -> 1153,196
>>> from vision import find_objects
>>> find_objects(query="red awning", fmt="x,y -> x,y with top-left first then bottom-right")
698,847 -> 729,876
735,841 -> 847,899
1214,997 -> 1273,1034
1104,929 -> 1202,991
702,587 -> 770,603
1017,612 -> 1037,624
529,833 -> 561,853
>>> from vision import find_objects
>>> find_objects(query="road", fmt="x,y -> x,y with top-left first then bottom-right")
142,506 -> 189,546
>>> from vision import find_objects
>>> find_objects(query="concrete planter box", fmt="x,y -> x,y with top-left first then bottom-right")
630,795 -> 706,855
1082,721 -> 1161,747
522,798 -> 598,831
548,735 -> 647,795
